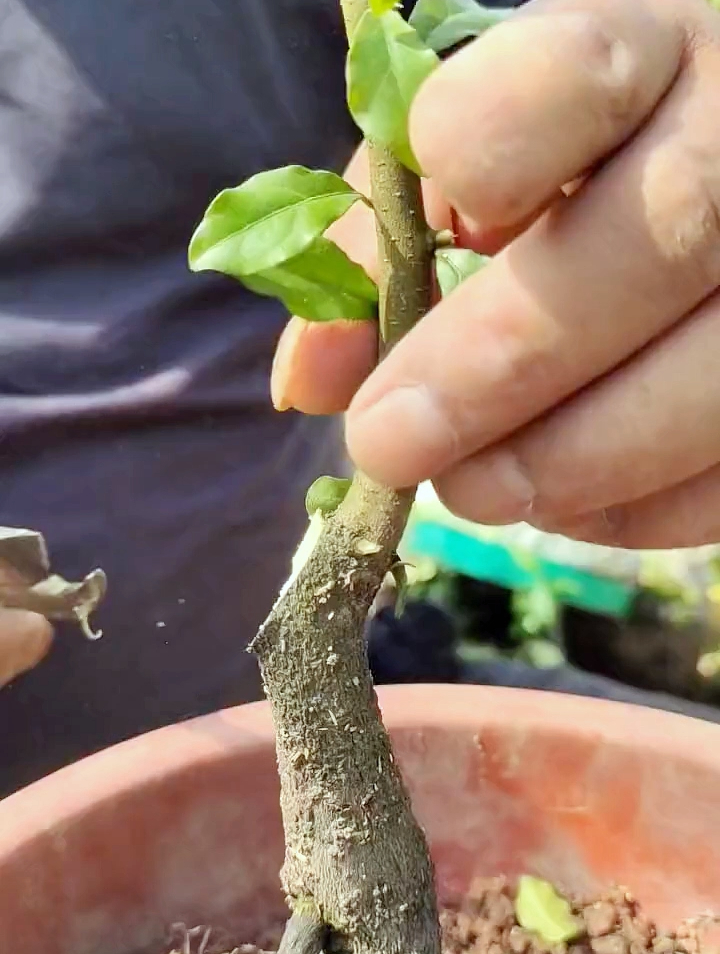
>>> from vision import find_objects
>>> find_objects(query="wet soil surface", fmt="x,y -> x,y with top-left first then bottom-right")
161,878 -> 716,954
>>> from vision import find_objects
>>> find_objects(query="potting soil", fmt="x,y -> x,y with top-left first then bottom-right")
160,878 -> 713,954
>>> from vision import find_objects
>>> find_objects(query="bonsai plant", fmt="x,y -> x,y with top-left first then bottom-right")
186,2 -> 504,953
2,3 -> 720,954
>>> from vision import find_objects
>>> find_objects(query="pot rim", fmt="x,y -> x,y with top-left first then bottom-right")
1,684 -> 719,855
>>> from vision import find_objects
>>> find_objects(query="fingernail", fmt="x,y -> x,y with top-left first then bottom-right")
440,447 -> 537,524
531,507 -> 623,544
488,449 -> 536,517
270,319 -> 300,411
571,507 -> 620,540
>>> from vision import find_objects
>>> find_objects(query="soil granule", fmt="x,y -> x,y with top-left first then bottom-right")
162,878 -> 716,954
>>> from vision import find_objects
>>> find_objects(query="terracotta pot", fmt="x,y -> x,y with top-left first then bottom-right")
1,685 -> 720,954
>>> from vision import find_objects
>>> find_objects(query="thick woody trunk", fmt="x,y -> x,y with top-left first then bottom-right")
251,4 -> 442,953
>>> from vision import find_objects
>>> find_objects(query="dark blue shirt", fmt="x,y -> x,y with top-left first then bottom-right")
0,0 -> 358,793
0,0 -> 517,794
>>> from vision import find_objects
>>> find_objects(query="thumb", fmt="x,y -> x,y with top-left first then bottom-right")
271,315 -> 378,416
271,144 -> 379,416
270,144 -> 454,416
0,609 -> 53,688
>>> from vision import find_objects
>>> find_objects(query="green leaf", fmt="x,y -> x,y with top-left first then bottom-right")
516,639 -> 566,669
389,557 -> 410,615
242,238 -> 377,321
512,583 -> 559,640
515,876 -> 583,946
305,476 -> 353,517
370,0 -> 399,13
189,166 -> 364,277
409,0 -> 512,52
435,248 -> 490,296
347,10 -> 440,174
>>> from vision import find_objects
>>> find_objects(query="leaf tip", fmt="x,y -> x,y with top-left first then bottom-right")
187,228 -> 206,273
369,0 -> 401,14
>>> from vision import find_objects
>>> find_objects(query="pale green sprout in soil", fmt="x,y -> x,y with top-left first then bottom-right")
515,877 -> 584,946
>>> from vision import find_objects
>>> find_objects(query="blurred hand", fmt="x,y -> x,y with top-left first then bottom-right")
0,608 -> 53,688
272,0 -> 720,550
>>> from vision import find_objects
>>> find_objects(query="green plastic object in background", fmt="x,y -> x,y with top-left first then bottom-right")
404,519 -> 635,619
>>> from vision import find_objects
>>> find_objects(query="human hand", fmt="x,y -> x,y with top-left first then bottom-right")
0,540 -> 55,687
272,0 -> 720,550
0,609 -> 52,688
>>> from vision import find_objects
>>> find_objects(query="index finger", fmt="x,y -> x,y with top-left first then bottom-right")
346,0 -> 708,490
344,4 -> 720,486
409,0 -> 684,235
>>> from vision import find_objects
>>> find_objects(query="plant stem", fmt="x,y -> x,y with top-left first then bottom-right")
250,4 -> 439,954
371,145 -> 432,349
341,0 -> 431,350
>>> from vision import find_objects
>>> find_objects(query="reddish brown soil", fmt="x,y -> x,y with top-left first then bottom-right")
161,878 -> 715,954
440,878 -> 710,954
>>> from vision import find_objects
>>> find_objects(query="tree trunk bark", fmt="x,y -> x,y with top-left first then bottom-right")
251,4 -> 441,952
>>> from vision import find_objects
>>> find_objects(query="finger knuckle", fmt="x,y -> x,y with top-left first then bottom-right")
687,170 -> 720,285
409,34 -> 540,227
646,136 -> 720,291
567,13 -> 645,127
